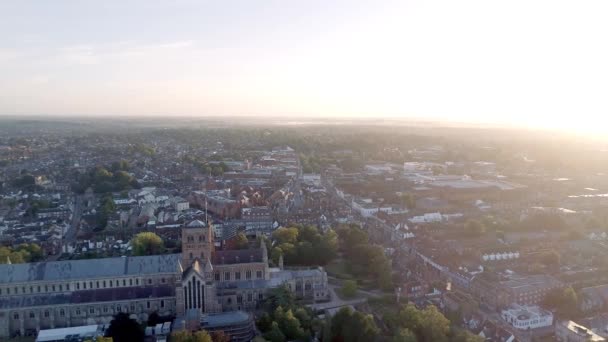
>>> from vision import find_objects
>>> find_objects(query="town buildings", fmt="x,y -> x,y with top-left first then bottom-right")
556,320 -> 606,342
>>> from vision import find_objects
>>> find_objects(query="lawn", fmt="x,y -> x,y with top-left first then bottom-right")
325,258 -> 352,280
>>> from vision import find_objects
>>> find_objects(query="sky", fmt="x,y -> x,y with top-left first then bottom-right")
1,0 -> 607,134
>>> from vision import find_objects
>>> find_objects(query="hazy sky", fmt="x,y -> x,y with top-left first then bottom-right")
1,0 -> 607,133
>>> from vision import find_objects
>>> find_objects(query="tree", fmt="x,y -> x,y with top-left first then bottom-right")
263,322 -> 286,342
392,304 -> 452,342
209,331 -> 229,342
12,174 -> 35,189
321,314 -> 332,342
105,312 -> 144,342
539,250 -> 560,268
170,330 -> 213,342
393,328 -> 418,342
418,305 -> 450,342
449,329 -> 484,342
275,308 -> 305,340
0,243 -> 44,264
272,227 -> 299,244
234,232 -> 249,250
520,212 -> 568,232
341,280 -> 358,298
262,285 -> 296,313
464,220 -> 486,237
542,286 -> 578,316
330,307 -> 379,342
132,232 -> 164,256
257,312 -> 274,332
96,337 -> 113,342
401,193 -> 416,210
337,224 -> 368,248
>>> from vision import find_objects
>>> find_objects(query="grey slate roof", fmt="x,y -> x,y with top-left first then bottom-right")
0,254 -> 180,284
0,286 -> 175,309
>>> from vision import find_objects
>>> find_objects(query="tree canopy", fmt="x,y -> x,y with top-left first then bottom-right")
0,243 -> 43,264
170,330 -> 213,342
336,224 -> 393,290
105,312 -> 144,342
384,304 -> 482,342
257,286 -> 317,341
341,280 -> 358,299
270,225 -> 337,267
330,306 -> 380,342
234,232 -> 249,250
72,165 -> 140,194
132,232 -> 164,256
464,220 -> 486,237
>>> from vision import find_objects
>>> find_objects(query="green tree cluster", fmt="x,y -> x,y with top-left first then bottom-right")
270,225 -> 337,266
132,232 -> 164,256
11,173 -> 36,189
105,312 -> 144,342
183,155 -> 229,176
542,286 -> 579,316
519,212 -> 568,232
130,143 -> 155,157
257,286 -> 317,342
25,199 -> 52,217
384,304 -> 482,342
539,250 -> 561,268
96,193 -> 117,229
234,232 -> 249,249
401,193 -> 416,210
337,224 -> 393,290
464,220 -> 486,237
0,243 -> 43,264
170,330 -> 213,342
328,306 -> 380,342
73,165 -> 140,194
300,153 -> 322,173
340,280 -> 358,298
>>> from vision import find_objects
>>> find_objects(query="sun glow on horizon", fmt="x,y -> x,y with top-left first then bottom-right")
0,0 -> 607,135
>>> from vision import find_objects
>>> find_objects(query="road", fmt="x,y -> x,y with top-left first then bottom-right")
46,195 -> 83,262
307,284 -> 368,312
65,195 -> 84,243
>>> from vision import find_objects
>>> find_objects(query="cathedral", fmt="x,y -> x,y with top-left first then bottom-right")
0,220 -> 329,338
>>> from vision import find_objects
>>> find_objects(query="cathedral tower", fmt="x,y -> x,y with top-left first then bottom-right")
181,219 -> 214,267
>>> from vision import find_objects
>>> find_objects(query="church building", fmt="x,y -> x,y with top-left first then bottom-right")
0,220 -> 329,338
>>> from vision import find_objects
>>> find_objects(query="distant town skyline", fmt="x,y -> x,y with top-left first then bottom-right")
1,0 -> 607,134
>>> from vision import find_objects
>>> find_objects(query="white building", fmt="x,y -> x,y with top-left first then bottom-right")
173,198 -> 190,212
556,320 -> 606,342
37,324 -> 105,342
501,304 -> 553,330
409,212 -> 443,224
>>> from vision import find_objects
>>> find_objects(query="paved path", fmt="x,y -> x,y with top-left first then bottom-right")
307,284 -> 368,311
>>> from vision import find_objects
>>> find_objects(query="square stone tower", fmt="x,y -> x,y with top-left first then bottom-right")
181,219 -> 214,267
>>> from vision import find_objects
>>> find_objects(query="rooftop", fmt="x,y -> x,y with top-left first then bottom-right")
213,249 -> 264,265
36,324 -> 104,342
202,311 -> 252,328
0,254 -> 180,284
0,286 -> 175,309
